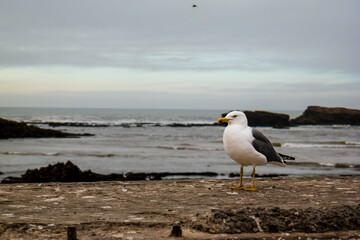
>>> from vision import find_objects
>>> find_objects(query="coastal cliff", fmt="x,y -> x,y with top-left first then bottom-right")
290,106 -> 360,125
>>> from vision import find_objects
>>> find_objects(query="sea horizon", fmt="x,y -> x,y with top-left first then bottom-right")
1,107 -> 360,182
0,106 -> 305,120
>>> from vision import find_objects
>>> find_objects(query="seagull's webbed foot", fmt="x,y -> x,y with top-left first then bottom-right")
228,185 -> 244,190
228,166 -> 244,190
244,167 -> 257,191
244,187 -> 257,191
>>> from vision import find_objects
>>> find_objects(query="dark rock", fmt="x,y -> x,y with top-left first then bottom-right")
220,110 -> 290,128
1,161 -> 112,183
67,226 -> 77,240
169,225 -> 182,237
290,106 -> 360,125
1,161 -> 219,183
0,117 -> 93,139
48,122 -> 108,128
21,161 -> 91,183
1,176 -> 23,184
125,172 -> 148,181
229,172 -> 287,178
193,204 -> 360,233
244,110 -> 290,128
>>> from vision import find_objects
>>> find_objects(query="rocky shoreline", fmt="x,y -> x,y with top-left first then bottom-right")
0,176 -> 359,239
222,106 -> 360,127
2,161 -> 296,184
0,117 -> 93,139
0,161 -> 219,184
290,106 -> 360,126
194,205 -> 360,234
5,160 -> 358,185
1,106 -> 359,139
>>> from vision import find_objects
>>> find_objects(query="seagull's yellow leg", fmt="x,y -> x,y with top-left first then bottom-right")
244,167 -> 257,191
228,166 -> 244,190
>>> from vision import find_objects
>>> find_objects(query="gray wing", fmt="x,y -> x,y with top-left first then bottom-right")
251,128 -> 284,164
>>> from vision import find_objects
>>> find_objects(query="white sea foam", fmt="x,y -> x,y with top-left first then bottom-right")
0,151 -> 60,156
282,142 -> 360,149
155,145 -> 222,151
0,151 -> 116,158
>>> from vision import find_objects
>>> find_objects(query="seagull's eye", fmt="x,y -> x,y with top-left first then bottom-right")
233,115 -> 237,118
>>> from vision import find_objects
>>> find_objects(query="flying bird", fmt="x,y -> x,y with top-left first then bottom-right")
218,111 -> 295,191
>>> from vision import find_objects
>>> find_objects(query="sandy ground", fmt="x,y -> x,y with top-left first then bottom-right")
0,176 -> 359,239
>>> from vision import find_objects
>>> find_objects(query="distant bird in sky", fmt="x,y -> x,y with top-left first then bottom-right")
218,111 -> 295,191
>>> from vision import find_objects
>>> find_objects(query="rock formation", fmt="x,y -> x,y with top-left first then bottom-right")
1,161 -> 218,183
220,110 -> 290,128
290,106 -> 360,125
0,117 -> 92,139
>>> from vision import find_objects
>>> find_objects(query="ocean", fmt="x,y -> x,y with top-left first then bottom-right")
0,107 -> 359,181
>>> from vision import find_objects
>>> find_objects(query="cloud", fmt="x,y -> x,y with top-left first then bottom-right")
0,0 -> 359,74
0,0 -> 359,110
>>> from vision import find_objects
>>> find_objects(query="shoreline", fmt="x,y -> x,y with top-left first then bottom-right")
2,160 -> 360,184
1,176 -> 359,239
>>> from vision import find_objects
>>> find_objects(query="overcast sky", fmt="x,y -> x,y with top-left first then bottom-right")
0,0 -> 359,110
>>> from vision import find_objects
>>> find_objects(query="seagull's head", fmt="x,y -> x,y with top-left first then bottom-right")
218,111 -> 248,126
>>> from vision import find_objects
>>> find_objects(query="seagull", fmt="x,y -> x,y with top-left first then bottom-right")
218,111 -> 295,191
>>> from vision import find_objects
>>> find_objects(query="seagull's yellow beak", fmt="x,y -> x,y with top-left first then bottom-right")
217,117 -> 229,124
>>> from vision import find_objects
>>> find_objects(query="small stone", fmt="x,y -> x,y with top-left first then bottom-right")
67,226 -> 77,240
169,225 -> 182,237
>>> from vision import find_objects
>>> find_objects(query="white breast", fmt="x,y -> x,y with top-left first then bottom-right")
223,125 -> 267,167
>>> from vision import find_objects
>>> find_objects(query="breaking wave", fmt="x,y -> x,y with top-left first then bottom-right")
287,161 -> 360,169
282,141 -> 360,149
26,120 -> 218,128
0,151 -> 117,158
0,151 -> 60,156
155,145 -> 222,151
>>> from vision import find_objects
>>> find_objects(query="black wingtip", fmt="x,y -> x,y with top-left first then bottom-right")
279,153 -> 295,161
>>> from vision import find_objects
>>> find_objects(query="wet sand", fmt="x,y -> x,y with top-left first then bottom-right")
0,176 -> 359,239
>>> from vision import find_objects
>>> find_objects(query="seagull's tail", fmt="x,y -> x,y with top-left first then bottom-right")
278,153 -> 295,162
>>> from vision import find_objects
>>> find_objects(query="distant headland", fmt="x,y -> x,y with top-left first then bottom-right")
1,106 -> 359,139
222,105 -> 360,128
0,117 -> 93,139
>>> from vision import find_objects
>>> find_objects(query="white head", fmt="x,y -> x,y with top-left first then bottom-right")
218,111 -> 248,126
